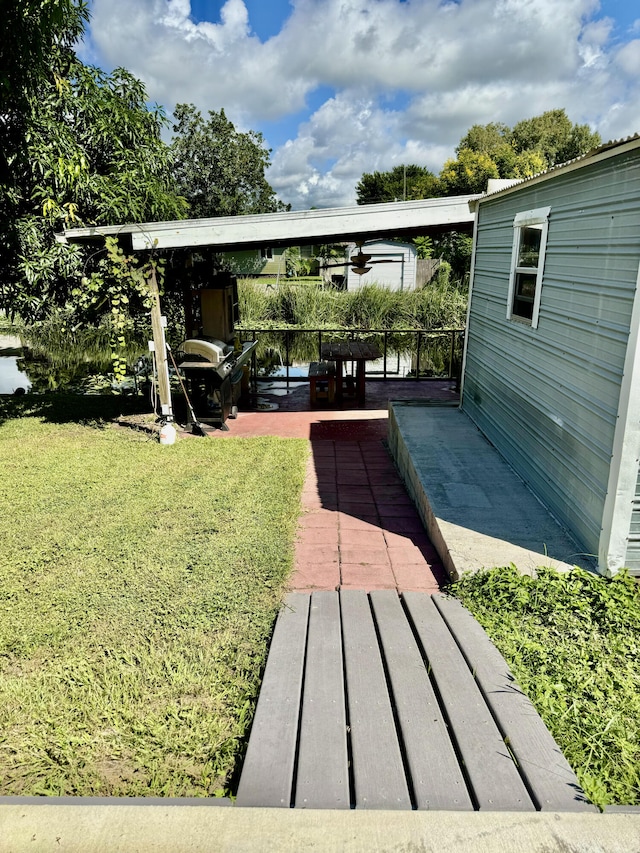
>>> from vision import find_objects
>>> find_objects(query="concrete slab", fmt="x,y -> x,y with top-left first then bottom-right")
2,801 -> 639,853
388,403 -> 596,579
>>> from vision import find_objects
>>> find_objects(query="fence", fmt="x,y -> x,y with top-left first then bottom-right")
235,328 -> 465,385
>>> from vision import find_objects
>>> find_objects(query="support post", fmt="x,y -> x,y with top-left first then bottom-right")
147,265 -> 173,421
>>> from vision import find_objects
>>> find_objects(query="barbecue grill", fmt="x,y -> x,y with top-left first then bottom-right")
178,338 -> 257,429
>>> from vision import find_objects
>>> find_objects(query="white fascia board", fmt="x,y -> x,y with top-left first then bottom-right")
599,257 -> 640,576
58,196 -> 479,251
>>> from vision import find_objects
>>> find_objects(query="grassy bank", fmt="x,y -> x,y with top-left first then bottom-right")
0,399 -> 307,796
453,566 -> 640,808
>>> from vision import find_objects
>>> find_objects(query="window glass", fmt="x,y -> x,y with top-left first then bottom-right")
512,273 -> 537,321
517,226 -> 542,267
507,207 -> 550,329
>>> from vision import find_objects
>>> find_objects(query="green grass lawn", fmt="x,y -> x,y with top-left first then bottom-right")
453,565 -> 640,809
0,398 -> 307,796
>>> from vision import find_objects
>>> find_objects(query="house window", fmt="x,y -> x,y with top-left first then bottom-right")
506,206 -> 551,329
260,247 -> 273,259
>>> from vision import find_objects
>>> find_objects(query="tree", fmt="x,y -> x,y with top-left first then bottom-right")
0,49 -> 187,323
0,0 -> 88,155
170,103 -> 288,219
439,149 -> 500,196
439,109 -> 600,195
356,165 -> 440,205
511,109 -> 600,166
456,122 -> 511,158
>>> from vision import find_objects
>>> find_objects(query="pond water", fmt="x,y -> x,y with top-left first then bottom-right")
0,335 -> 32,394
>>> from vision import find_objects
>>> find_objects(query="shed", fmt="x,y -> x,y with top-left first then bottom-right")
461,136 -> 640,576
345,240 -> 417,291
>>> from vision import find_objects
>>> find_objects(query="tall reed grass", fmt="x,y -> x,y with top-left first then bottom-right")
237,275 -> 467,330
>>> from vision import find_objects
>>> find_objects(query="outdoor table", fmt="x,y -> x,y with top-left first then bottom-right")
320,340 -> 381,403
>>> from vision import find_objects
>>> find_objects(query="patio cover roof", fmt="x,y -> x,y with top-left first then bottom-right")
58,195 -> 480,252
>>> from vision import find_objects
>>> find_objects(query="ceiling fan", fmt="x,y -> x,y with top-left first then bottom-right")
320,242 -> 402,276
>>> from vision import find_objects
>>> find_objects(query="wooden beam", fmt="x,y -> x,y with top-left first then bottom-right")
147,266 -> 173,421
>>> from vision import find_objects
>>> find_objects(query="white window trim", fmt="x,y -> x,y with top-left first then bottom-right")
506,206 -> 551,329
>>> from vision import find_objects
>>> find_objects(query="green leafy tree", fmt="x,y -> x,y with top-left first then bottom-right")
439,149 -> 500,195
0,6 -> 186,324
413,236 -> 433,259
171,103 -> 289,218
431,232 -> 474,281
0,0 -> 88,163
438,109 -> 600,195
356,165 -> 440,205
511,109 -> 600,166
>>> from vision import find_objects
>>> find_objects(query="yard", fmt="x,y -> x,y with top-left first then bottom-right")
0,396 -> 307,796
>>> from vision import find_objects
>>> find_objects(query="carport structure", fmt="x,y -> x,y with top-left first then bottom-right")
59,195 -> 477,252
58,196 -> 477,418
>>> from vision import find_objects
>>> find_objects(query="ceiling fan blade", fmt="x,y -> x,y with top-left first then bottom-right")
320,261 -> 348,269
368,258 -> 399,264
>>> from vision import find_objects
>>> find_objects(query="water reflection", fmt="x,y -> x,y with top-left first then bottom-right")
0,335 -> 31,394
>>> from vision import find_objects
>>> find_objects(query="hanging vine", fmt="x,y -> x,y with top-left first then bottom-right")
73,236 -> 165,383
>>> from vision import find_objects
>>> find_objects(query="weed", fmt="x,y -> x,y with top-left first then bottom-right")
452,565 -> 640,808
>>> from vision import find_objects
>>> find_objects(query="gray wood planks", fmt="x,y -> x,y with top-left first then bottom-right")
369,590 -> 473,810
294,591 -> 350,809
403,591 -> 535,811
237,589 -> 589,813
235,593 -> 309,807
340,590 -> 411,809
432,593 -> 597,812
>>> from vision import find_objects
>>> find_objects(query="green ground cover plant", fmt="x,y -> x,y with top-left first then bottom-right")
0,398 -> 307,796
453,565 -> 640,808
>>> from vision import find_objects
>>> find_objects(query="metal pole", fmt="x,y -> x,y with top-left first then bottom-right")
147,265 -> 173,420
449,330 -> 456,380
383,330 -> 388,379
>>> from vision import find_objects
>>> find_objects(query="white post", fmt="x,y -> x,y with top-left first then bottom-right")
147,265 -> 173,421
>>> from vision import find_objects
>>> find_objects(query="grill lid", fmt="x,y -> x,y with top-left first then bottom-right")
181,338 -> 231,366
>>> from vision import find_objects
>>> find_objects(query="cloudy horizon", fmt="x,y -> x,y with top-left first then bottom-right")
82,0 -> 640,210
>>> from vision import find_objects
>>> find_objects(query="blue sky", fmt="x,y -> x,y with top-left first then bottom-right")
83,0 -> 640,209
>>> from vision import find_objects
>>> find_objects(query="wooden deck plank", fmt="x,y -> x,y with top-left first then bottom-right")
236,593 -> 309,807
432,594 -> 597,812
339,590 -> 411,810
294,591 -> 350,809
369,590 -> 473,810
403,592 -> 535,811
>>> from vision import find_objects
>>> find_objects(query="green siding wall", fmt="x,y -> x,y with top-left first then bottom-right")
463,148 -> 640,562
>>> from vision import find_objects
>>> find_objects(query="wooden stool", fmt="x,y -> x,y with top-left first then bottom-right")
308,361 -> 336,405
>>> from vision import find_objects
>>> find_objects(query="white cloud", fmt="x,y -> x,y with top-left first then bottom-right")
616,39 -> 640,76
86,0 -> 640,209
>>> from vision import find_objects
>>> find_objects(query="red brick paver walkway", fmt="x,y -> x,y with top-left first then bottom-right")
291,438 -> 448,593
203,377 -> 458,593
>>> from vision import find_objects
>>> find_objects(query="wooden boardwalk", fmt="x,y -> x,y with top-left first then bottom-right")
236,590 -> 596,812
